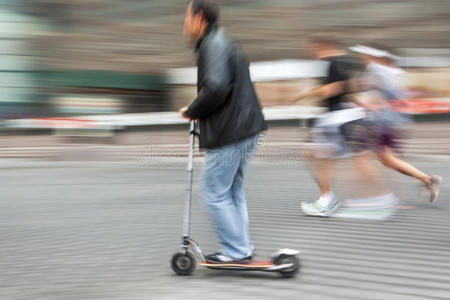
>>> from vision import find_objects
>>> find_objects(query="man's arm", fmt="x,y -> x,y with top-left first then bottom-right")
184,39 -> 232,119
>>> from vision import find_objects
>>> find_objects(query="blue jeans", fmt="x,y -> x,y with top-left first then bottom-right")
201,134 -> 259,260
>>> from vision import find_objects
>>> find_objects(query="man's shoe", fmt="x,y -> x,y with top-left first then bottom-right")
206,252 -> 252,264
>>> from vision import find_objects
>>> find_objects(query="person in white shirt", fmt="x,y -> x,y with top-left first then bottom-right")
349,44 -> 442,203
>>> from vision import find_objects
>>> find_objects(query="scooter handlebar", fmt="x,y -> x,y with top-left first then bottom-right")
189,120 -> 199,136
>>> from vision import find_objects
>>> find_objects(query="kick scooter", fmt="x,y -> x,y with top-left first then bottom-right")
170,120 -> 301,277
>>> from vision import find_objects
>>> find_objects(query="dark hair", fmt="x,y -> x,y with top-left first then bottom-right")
191,0 -> 219,25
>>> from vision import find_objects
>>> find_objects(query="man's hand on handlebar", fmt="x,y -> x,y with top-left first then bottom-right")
178,106 -> 192,120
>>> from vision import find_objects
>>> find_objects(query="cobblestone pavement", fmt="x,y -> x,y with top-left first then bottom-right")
0,157 -> 449,300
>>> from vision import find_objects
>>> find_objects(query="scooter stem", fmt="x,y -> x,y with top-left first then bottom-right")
182,120 -> 196,239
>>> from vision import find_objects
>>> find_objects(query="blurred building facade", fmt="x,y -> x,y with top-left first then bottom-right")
18,0 -> 450,70
0,1 -> 43,118
2,0 -> 449,115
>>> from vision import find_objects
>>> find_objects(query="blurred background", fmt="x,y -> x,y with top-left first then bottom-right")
1,0 -> 449,118
0,0 -> 448,156
1,1 -> 449,299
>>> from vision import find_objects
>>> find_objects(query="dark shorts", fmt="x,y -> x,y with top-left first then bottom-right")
344,109 -> 410,152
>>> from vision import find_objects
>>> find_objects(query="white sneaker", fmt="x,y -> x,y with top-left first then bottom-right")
301,192 -> 340,217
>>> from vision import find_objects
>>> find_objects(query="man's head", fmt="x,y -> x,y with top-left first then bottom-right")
184,0 -> 219,44
306,35 -> 344,59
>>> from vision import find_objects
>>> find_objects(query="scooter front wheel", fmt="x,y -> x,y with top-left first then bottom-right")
171,252 -> 196,275
273,254 -> 300,278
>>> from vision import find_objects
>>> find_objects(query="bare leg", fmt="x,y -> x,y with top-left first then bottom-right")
348,151 -> 390,197
376,147 -> 430,185
353,151 -> 379,184
304,148 -> 334,196
301,147 -> 341,217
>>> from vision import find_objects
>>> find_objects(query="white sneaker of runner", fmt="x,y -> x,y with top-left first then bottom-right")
318,191 -> 335,207
301,191 -> 340,217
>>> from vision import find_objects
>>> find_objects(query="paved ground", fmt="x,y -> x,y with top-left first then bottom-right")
0,157 -> 449,300
1,122 -> 450,161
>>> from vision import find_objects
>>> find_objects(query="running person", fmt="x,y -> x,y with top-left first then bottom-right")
291,36 -> 366,216
349,44 -> 442,202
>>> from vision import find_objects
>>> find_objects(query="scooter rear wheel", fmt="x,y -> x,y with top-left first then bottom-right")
171,252 -> 196,275
273,254 -> 300,278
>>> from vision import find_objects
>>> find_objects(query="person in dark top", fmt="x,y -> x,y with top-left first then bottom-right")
322,55 -> 362,111
290,36 -> 366,216
179,0 -> 267,263
292,39 -> 442,217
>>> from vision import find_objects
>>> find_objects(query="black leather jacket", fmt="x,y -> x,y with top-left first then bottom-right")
185,24 -> 267,149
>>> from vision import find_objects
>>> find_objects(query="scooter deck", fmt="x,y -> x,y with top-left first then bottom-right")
200,260 -> 274,269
